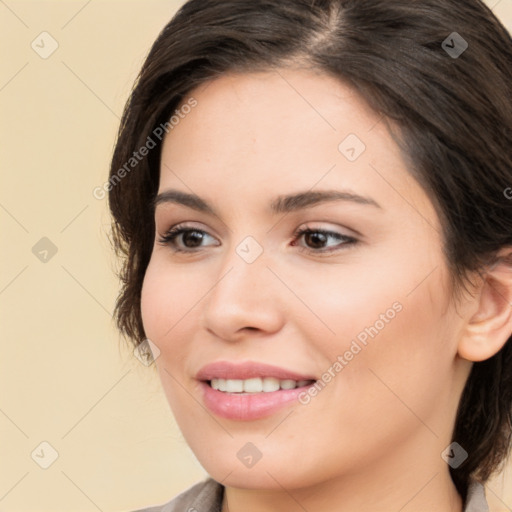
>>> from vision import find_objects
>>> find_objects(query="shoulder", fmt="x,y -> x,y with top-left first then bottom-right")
131,478 -> 224,512
464,480 -> 489,512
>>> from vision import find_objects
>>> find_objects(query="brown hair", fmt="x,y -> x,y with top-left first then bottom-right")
108,0 -> 512,499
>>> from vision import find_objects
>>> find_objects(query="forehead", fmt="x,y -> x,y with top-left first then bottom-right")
165,69 -> 380,164
158,68 -> 436,225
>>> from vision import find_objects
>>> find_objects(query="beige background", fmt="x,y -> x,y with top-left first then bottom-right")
1,1 -> 511,511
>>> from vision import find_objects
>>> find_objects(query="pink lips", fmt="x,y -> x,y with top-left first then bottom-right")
196,361 -> 317,421
196,361 -> 316,382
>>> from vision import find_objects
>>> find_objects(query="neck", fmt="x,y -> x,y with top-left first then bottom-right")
222,471 -> 462,512
221,442 -> 463,512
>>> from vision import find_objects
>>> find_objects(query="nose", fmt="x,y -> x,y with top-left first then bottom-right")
201,243 -> 285,342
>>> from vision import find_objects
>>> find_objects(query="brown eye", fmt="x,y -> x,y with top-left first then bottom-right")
292,228 -> 357,254
304,231 -> 329,249
158,225 -> 218,252
179,230 -> 206,248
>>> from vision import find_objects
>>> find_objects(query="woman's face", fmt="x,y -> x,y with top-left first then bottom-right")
141,69 -> 471,490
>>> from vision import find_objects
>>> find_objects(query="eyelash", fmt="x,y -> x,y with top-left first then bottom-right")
157,224 -> 358,255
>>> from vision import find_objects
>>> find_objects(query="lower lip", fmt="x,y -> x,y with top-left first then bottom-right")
200,381 -> 313,421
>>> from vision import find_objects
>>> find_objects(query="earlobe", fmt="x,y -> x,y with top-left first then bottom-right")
457,248 -> 512,362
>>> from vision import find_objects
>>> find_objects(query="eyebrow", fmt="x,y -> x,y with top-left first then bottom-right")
153,188 -> 382,215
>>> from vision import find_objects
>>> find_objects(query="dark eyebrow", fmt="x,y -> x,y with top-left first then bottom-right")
153,188 -> 382,215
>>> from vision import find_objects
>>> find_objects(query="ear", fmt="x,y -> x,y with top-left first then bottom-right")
458,247 -> 512,362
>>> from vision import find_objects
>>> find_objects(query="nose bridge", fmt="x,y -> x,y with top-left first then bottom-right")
210,234 -> 269,307
202,234 -> 283,338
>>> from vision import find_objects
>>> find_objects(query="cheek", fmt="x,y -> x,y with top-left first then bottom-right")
140,259 -> 199,409
327,274 -> 455,439
140,261 -> 168,341
140,257 -> 200,354
141,261 -> 195,380
278,278 -> 456,480
298,248 -> 455,415
289,252 -> 425,361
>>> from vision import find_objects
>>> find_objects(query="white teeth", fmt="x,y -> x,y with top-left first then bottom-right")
262,377 -> 280,392
210,377 -> 313,393
225,379 -> 244,393
211,378 -> 225,391
243,378 -> 263,393
280,379 -> 297,390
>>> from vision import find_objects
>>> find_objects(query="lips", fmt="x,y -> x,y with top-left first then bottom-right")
196,361 -> 318,421
196,361 -> 317,382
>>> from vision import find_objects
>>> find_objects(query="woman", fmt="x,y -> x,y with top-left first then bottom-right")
108,1 -> 512,510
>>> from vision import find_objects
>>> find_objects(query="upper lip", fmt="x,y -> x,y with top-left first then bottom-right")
196,361 -> 317,381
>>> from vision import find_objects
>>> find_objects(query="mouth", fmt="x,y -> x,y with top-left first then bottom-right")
196,361 -> 318,420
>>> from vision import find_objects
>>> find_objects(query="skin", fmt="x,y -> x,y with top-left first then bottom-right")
140,68 -> 512,512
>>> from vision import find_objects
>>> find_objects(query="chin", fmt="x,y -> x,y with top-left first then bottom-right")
208,464 -> 302,489
193,446 -> 328,491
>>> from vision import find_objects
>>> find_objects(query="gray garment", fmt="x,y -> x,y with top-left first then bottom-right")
132,477 -> 489,512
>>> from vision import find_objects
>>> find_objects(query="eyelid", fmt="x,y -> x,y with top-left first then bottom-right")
295,221 -> 358,238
